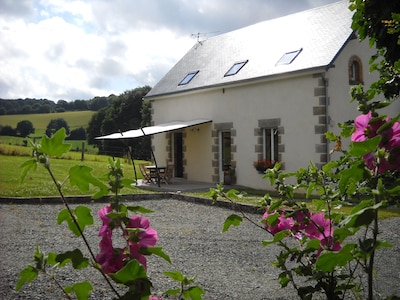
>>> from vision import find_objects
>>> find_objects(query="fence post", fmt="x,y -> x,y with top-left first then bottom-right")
81,142 -> 85,161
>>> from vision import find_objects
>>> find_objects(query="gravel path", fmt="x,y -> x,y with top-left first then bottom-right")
0,197 -> 399,299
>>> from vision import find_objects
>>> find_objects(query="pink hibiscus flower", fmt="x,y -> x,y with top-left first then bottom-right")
125,215 -> 158,248
352,112 -> 400,173
98,205 -> 113,237
96,231 -> 125,274
305,212 -> 332,240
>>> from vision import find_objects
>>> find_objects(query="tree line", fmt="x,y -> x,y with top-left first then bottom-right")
0,86 -> 153,160
0,95 -> 116,115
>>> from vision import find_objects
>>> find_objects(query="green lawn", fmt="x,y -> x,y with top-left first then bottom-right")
0,154 -> 149,197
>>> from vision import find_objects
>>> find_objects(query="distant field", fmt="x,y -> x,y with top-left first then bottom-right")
0,110 -> 96,136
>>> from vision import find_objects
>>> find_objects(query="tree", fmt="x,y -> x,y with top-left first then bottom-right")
16,120 -> 35,137
86,86 -> 152,157
351,0 -> 400,100
0,125 -> 16,136
66,127 -> 86,140
45,118 -> 70,137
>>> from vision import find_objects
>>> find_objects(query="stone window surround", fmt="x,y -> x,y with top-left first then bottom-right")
254,118 -> 285,170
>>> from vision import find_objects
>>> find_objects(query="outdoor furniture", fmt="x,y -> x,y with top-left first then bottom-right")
139,163 -> 153,183
146,165 -> 166,183
160,164 -> 174,184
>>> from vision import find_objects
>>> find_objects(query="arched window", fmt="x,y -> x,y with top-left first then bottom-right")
348,56 -> 363,85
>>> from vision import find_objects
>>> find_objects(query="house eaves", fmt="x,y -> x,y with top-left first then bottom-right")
145,0 -> 353,100
145,66 -> 329,100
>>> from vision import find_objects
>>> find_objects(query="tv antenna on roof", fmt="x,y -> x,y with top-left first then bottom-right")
191,31 -> 219,45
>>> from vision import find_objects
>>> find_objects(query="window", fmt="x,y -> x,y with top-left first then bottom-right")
224,60 -> 248,76
276,48 -> 302,65
263,128 -> 279,162
348,56 -> 363,85
179,71 -> 199,85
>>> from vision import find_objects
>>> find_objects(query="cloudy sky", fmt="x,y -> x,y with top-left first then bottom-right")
0,0 -> 339,101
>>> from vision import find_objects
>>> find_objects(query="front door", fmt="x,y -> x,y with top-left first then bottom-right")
174,132 -> 184,178
220,131 -> 231,181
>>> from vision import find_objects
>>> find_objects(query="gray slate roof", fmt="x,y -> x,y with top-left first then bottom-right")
145,0 -> 353,98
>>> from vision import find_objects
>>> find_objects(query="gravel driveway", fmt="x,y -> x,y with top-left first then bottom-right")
0,196 -> 399,299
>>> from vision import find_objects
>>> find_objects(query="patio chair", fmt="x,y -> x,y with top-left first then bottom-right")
139,163 -> 153,183
160,163 -> 174,184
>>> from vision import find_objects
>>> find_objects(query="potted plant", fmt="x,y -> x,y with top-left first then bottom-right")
223,166 -> 236,185
253,159 -> 277,173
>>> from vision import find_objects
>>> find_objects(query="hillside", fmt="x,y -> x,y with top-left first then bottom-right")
0,111 -> 96,134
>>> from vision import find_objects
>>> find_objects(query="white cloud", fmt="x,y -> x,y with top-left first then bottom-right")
0,0 -> 338,101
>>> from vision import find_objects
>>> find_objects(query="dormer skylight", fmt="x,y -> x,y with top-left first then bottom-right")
276,48 -> 302,65
224,60 -> 248,77
179,71 -> 199,85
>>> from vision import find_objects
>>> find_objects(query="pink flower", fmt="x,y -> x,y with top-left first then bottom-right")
96,231 -> 125,274
96,206 -> 159,273
277,215 -> 295,232
305,212 -> 332,240
128,243 -> 148,269
125,215 -> 158,248
263,208 -> 341,257
262,210 -> 281,234
317,236 -> 342,257
351,112 -> 400,173
98,205 -> 113,237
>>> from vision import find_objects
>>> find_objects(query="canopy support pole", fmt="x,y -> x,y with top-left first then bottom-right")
127,146 -> 138,186
141,128 -> 161,187
119,130 -> 138,186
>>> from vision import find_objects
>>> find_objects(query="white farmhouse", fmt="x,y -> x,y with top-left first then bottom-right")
140,1 -> 399,190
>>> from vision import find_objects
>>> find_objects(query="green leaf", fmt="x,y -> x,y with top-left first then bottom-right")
163,288 -> 181,296
141,247 -> 171,263
305,239 -> 321,251
109,260 -> 148,285
349,136 -> 381,157
16,266 -> 38,291
69,165 -> 109,198
338,161 -> 365,193
75,205 -> 94,231
262,230 -> 289,246
46,252 -> 58,266
341,202 -> 383,229
126,206 -> 154,214
57,206 -> 93,236
121,178 -> 135,189
163,270 -> 185,282
222,214 -> 243,232
40,128 -> 71,156
388,185 -> 400,196
269,199 -> 283,211
334,227 -> 355,243
182,286 -> 205,300
278,272 -> 290,287
19,158 -> 37,183
316,243 -> 355,272
34,245 -> 44,270
56,249 -> 89,269
64,281 -> 93,300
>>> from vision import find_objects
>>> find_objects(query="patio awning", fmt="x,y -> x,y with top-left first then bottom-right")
95,119 -> 212,140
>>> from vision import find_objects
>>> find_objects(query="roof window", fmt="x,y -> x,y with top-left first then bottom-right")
276,48 -> 302,65
179,71 -> 199,85
224,60 -> 248,77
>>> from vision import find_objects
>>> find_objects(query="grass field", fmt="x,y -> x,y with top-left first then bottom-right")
0,110 -> 98,152
0,154 -> 149,197
0,110 -> 96,136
